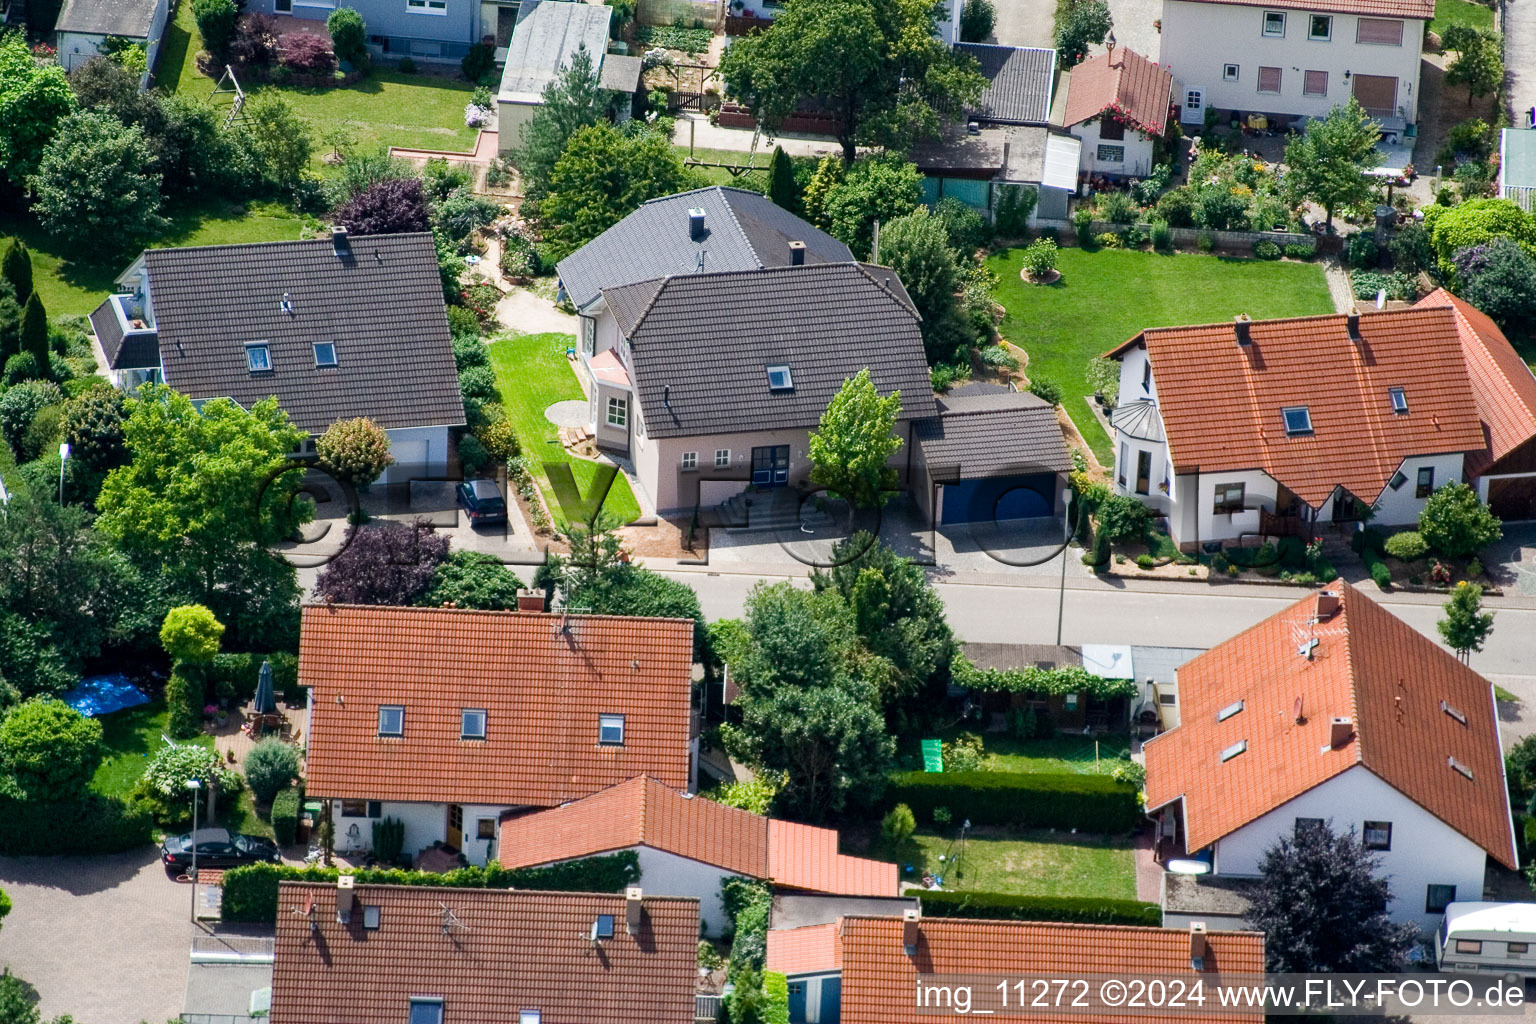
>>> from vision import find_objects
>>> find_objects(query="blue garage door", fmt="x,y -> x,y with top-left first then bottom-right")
940,473 -> 1055,525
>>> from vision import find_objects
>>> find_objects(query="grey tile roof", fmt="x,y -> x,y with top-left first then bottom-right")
89,295 -> 159,369
500,0 -> 611,102
55,0 -> 156,37
917,389 -> 1071,479
957,44 -> 1058,125
142,233 -> 464,434
604,263 -> 936,440
557,187 -> 855,311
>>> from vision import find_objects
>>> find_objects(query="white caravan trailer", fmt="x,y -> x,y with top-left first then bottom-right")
1437,902 -> 1536,982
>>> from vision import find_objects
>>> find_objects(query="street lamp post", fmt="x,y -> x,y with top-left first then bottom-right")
186,778 -> 202,923
1057,488 -> 1074,645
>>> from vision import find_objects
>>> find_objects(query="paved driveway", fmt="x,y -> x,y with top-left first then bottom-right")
1509,0 -> 1536,129
0,850 -> 190,1024
990,0 -> 1057,48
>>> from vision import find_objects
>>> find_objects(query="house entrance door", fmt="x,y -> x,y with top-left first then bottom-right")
751,445 -> 790,487
446,804 -> 464,851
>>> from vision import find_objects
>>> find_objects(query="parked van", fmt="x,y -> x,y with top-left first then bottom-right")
1437,902 -> 1536,982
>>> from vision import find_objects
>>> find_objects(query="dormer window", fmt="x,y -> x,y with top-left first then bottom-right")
314,342 -> 338,367
1281,406 -> 1312,436
246,342 -> 272,373
1388,387 -> 1407,413
766,365 -> 793,391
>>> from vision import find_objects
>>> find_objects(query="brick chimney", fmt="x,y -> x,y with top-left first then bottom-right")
516,589 -> 546,613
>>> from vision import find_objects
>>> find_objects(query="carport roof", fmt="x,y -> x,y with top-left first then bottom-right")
917,388 -> 1071,479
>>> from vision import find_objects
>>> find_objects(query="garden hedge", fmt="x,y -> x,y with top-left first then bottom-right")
206,653 -> 300,702
763,971 -> 790,1024
221,851 -> 641,923
271,786 -> 301,846
885,771 -> 1141,833
0,794 -> 151,854
918,889 -> 1162,926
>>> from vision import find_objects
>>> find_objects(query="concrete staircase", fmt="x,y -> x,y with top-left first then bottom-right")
717,492 -> 835,532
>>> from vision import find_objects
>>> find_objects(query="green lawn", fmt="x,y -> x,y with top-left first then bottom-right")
678,146 -> 771,189
485,331 -> 644,525
899,732 -> 1132,774
158,4 -> 478,162
887,828 -> 1136,898
987,247 -> 1334,461
1429,0 -> 1494,38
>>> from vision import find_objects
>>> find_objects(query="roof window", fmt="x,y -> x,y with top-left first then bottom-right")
408,998 -> 443,1024
1441,700 -> 1467,725
1389,387 -> 1408,413
314,342 -> 337,367
766,365 -> 793,391
1448,756 -> 1474,780
378,705 -> 404,737
599,714 -> 625,746
246,342 -> 272,373
1217,700 -> 1244,722
1220,739 -> 1248,762
363,905 -> 380,929
1282,406 -> 1312,436
591,914 -> 615,940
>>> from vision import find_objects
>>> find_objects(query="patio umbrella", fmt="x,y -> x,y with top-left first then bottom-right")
253,659 -> 277,716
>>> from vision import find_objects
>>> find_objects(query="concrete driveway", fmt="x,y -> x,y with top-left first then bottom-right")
990,0 -> 1057,49
1509,0 -> 1536,129
0,849 -> 190,1024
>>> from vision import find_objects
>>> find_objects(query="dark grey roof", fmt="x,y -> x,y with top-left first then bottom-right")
90,294 -> 159,369
917,388 -> 1071,479
604,263 -> 936,440
55,0 -> 156,37
961,642 -> 1082,672
1111,398 -> 1165,443
556,187 -> 855,311
500,0 -> 612,101
957,44 -> 1058,125
599,53 -> 642,93
911,129 -> 1005,174
142,233 -> 464,434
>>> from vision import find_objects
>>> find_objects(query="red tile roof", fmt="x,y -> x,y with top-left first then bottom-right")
1418,289 -> 1536,475
270,882 -> 698,1024
1108,308 -> 1486,507
1144,582 -> 1516,867
837,916 -> 1265,1023
1062,48 -> 1173,134
498,776 -> 899,896
1171,0 -> 1432,20
766,922 -> 842,976
300,605 -> 694,806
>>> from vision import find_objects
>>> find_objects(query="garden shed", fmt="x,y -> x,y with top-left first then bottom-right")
54,0 -> 169,83
496,0 -> 614,156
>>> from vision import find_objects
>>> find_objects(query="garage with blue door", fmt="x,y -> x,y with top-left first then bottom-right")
914,385 -> 1072,528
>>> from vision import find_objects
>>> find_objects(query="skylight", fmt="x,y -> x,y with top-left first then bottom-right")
1281,406 -> 1312,435
1389,387 -> 1407,413
246,342 -> 271,373
766,365 -> 793,391
1448,756 -> 1474,780
1220,739 -> 1248,762
314,342 -> 337,367
1217,700 -> 1244,722
1441,700 -> 1467,725
592,914 -> 615,940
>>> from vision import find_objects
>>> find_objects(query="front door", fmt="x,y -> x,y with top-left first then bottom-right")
1352,74 -> 1398,117
752,445 -> 790,487
1181,88 -> 1204,126
1135,450 -> 1152,495
446,804 -> 464,851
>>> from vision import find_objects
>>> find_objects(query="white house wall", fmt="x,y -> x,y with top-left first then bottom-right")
634,845 -> 744,937
1211,765 -> 1489,932
331,801 -> 514,866
1160,0 -> 1424,122
1070,119 -> 1157,177
1195,468 -> 1281,546
1365,452 -> 1466,526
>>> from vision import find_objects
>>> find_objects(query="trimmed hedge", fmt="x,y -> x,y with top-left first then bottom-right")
0,794 -> 152,854
918,889 -> 1162,926
221,851 -> 641,923
885,771 -> 1140,833
764,971 -> 790,1024
272,787 -> 301,846
207,653 -> 300,702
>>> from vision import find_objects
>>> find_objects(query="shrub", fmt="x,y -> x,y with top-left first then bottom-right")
712,776 -> 779,815
458,433 -> 489,477
0,793 -> 151,854
881,803 -> 917,845
1443,117 -> 1496,161
1344,233 -> 1378,268
1027,378 -> 1063,406
1083,530 -> 1109,569
134,743 -> 243,826
434,188 -> 501,245
1351,270 -> 1419,301
335,177 -> 430,236
0,380 -> 63,461
930,361 -> 971,391
980,345 -> 1019,371
0,697 -> 103,802
1369,555 -> 1392,588
317,416 -> 395,487
1150,219 -> 1173,252
1419,481 -> 1502,558
1019,237 -> 1058,277
458,365 -> 498,404
205,653 -> 300,703
164,670 -> 205,739
1468,558 -> 1484,577
1388,221 -> 1433,275
1096,232 -> 1123,249
1383,530 -> 1429,561
1253,239 -> 1281,260
1095,494 -> 1153,544
1095,191 -> 1137,224
461,41 -> 495,82
244,738 -> 301,803
326,7 -> 367,65
478,418 -> 519,460
1135,553 -> 1155,569
271,786 -> 301,846
1072,206 -> 1094,246
884,771 -> 1140,832
2,352 -> 39,385
1155,186 -> 1195,227
941,732 -> 985,773
1452,238 -> 1536,329
161,604 -> 224,664
372,816 -> 405,863
192,0 -> 238,58
1120,224 -> 1149,249
959,0 -> 996,40
994,184 -> 1037,238
278,32 -> 337,73
1196,232 -> 1215,253
1284,241 -> 1317,260
918,889 -> 1162,925
447,304 -> 482,340
933,197 -> 992,254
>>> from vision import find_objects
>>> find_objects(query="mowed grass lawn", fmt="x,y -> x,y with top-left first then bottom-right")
486,332 -> 644,525
678,146 -> 771,189
988,247 -> 1334,461
158,3 -> 478,160
892,828 -> 1136,899
1429,0 -> 1493,37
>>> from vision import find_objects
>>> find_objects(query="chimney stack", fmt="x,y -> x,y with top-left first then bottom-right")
1234,313 -> 1252,346
1329,716 -> 1354,749
516,589 -> 546,613
902,907 -> 921,956
1316,589 -> 1341,620
331,225 -> 350,256
788,240 -> 806,266
687,208 -> 707,242
336,874 -> 355,922
1189,922 -> 1208,970
625,887 -> 644,934
1347,306 -> 1361,341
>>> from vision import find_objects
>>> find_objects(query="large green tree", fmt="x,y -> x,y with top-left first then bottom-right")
514,44 -> 609,196
718,0 -> 985,165
28,110 -> 167,249
1445,30 -> 1504,108
824,156 -> 922,259
877,206 -> 964,363
1281,98 -> 1380,229
417,551 -> 525,610
808,368 -> 903,510
537,122 -> 702,261
239,93 -> 312,190
0,34 -> 77,190
1418,482 -> 1502,559
1054,0 -> 1112,68
0,697 -> 103,803
1426,198 -> 1536,277
96,386 -> 307,651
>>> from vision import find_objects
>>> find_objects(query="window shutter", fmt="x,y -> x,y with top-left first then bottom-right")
1356,18 -> 1403,44
1257,66 -> 1282,93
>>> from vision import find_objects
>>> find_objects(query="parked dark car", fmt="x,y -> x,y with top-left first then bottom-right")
161,828 -> 280,872
457,478 -> 507,524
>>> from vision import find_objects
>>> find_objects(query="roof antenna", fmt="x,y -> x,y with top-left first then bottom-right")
440,904 -> 468,934
663,385 -> 671,407
696,249 -> 707,272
